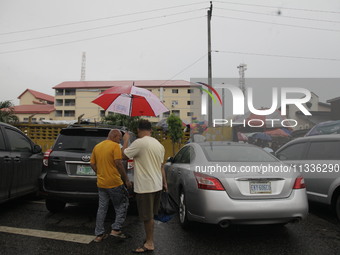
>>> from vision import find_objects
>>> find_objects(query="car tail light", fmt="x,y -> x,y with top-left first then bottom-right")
194,172 -> 225,191
127,159 -> 134,170
43,149 -> 52,167
293,176 -> 306,189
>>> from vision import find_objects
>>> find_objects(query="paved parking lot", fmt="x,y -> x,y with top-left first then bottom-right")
0,197 -> 340,255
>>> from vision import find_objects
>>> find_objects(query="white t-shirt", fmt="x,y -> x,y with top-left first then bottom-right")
124,136 -> 165,193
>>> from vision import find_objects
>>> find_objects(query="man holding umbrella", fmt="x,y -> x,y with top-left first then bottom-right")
122,119 -> 167,253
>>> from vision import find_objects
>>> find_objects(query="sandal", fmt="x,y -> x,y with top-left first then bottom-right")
93,233 -> 108,243
110,231 -> 128,239
132,245 -> 154,253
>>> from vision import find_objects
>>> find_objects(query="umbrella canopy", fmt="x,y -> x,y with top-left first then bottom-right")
92,85 -> 169,117
264,129 -> 291,137
237,132 -> 248,141
251,132 -> 272,141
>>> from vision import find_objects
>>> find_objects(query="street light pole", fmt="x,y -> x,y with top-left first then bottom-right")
207,1 -> 213,127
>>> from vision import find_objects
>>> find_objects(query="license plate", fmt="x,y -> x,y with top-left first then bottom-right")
76,165 -> 95,176
250,182 -> 272,194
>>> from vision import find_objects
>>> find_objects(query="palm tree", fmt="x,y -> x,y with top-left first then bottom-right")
0,100 -> 19,123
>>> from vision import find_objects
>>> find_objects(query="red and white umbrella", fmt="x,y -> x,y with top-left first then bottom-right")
92,85 -> 169,117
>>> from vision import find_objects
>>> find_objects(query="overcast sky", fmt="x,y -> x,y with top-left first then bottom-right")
1,0 -> 340,105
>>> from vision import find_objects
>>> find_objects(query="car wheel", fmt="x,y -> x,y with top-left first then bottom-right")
179,190 -> 190,228
46,199 -> 66,213
336,195 -> 340,221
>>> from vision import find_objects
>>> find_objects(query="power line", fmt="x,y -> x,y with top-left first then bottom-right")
0,16 -> 204,55
0,8 -> 205,45
215,1 -> 340,14
214,50 -> 340,62
0,2 -> 207,36
160,53 -> 208,86
215,15 -> 340,33
215,7 -> 340,24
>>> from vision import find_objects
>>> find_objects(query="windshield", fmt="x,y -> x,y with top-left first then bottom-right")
201,144 -> 278,162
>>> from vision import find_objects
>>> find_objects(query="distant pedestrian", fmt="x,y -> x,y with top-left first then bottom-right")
90,129 -> 132,242
123,120 -> 167,253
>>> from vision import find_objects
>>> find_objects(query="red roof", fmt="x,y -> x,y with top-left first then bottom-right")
53,80 -> 194,89
18,89 -> 54,103
13,104 -> 55,114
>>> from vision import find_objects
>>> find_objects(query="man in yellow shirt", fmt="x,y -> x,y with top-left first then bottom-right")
90,129 -> 132,242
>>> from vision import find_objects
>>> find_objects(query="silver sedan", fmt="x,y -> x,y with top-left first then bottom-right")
165,141 -> 308,228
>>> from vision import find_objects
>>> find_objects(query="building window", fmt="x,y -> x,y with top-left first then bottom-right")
56,89 -> 63,96
187,112 -> 194,117
65,99 -> 75,106
172,89 -> 179,94
100,110 -> 106,117
55,110 -> 63,117
55,99 -> 63,106
23,118 -> 29,122
64,110 -> 75,117
187,89 -> 194,94
163,112 -> 170,118
172,110 -> 180,116
39,118 -> 45,121
171,100 -> 178,106
65,89 -> 76,95
187,101 -> 194,105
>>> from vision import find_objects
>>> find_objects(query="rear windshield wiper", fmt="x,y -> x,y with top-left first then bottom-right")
61,148 -> 86,151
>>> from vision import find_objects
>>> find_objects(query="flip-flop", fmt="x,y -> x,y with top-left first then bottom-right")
110,232 -> 128,239
93,233 -> 108,243
132,245 -> 154,253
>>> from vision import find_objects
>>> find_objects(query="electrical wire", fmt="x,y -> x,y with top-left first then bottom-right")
0,2 -> 207,36
160,53 -> 208,86
214,15 -> 340,33
0,8 -> 206,45
0,16 -> 205,55
214,1 -> 340,14
214,50 -> 340,62
215,7 -> 340,24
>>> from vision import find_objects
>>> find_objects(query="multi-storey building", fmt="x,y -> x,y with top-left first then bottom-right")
52,80 -> 202,123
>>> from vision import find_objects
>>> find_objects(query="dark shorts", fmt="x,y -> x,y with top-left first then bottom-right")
136,191 -> 162,221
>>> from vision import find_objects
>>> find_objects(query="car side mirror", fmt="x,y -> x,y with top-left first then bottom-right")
32,144 -> 42,154
167,157 -> 174,163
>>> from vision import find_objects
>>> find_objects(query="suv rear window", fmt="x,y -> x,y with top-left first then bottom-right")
53,128 -> 110,152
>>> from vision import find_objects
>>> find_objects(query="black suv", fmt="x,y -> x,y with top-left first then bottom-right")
39,125 -> 135,213
0,122 -> 43,203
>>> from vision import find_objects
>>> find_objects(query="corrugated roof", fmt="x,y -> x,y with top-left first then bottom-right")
18,89 -> 54,103
53,80 -> 195,89
13,104 -> 55,114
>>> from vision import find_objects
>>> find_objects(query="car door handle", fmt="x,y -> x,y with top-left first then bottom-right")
13,156 -> 21,162
4,156 -> 12,162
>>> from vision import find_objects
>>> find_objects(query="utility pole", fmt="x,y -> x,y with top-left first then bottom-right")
237,63 -> 247,95
207,1 -> 213,127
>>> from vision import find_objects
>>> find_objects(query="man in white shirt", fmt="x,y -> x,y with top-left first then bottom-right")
122,120 -> 167,253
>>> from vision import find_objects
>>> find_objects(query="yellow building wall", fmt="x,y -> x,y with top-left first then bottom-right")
19,92 -> 36,105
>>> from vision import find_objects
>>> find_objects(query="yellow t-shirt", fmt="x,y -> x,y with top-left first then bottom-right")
90,139 -> 123,189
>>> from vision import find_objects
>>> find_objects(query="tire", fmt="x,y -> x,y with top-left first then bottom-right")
336,195 -> 340,221
46,199 -> 66,213
179,190 -> 190,229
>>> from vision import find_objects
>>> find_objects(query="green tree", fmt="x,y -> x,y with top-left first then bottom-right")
103,113 -> 141,134
166,114 -> 184,156
0,100 -> 18,123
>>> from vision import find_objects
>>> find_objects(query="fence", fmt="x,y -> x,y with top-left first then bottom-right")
14,124 -> 190,161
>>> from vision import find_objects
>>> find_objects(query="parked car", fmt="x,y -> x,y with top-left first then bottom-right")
39,125 -> 135,213
276,134 -> 340,220
0,122 -> 43,203
165,141 -> 308,228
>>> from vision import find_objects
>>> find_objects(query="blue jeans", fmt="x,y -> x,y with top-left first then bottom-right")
95,185 -> 129,236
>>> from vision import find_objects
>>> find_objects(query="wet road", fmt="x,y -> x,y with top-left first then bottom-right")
0,197 -> 339,255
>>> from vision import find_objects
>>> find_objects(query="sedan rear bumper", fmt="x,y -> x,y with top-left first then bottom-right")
186,189 -> 308,225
